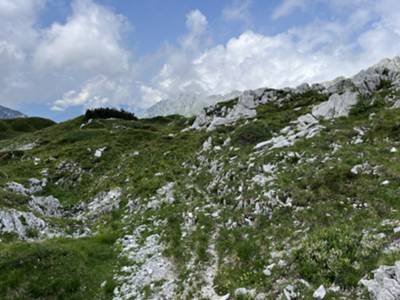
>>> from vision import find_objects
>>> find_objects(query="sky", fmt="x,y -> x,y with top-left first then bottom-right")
1,0 -> 400,121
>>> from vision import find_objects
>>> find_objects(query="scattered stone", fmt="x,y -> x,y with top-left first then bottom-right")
202,137 -> 213,152
283,284 -> 297,300
16,142 -> 37,151
263,263 -> 275,276
95,147 -> 107,158
328,284 -> 340,293
313,285 -> 326,299
235,287 -> 256,298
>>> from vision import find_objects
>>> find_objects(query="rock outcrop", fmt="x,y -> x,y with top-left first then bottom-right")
312,91 -> 358,119
0,208 -> 51,240
360,262 -> 400,300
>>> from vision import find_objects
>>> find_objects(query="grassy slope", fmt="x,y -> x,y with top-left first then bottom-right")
0,86 -> 399,298
0,114 -> 205,299
0,117 -> 56,140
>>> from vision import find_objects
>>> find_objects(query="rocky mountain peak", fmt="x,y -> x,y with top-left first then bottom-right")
0,105 -> 26,119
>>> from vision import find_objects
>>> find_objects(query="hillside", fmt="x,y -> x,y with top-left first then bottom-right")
0,117 -> 56,141
0,105 -> 26,120
1,57 -> 400,299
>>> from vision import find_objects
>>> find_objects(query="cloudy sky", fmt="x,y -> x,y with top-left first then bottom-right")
1,0 -> 400,121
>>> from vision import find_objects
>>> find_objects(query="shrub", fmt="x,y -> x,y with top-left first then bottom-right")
84,108 -> 137,121
232,121 -> 272,145
294,225 -> 382,287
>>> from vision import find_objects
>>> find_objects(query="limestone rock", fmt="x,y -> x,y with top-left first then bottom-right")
77,189 -> 121,220
360,262 -> 400,300
6,182 -> 28,195
0,208 -> 49,240
313,285 -> 326,299
29,196 -> 62,217
95,147 -> 107,158
191,90 -> 257,131
312,91 -> 358,119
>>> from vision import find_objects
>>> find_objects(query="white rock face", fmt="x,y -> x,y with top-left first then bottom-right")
312,91 -> 358,119
360,262 -> 400,300
352,56 -> 400,95
0,208 -> 49,239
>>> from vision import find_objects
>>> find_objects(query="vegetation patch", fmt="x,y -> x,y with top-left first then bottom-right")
0,235 -> 117,300
84,107 -> 138,121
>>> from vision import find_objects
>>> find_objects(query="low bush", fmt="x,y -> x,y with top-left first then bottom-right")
84,108 -> 137,121
232,121 -> 272,145
294,225 -> 383,287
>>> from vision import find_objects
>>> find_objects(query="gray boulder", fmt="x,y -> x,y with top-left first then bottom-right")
360,262 -> 400,300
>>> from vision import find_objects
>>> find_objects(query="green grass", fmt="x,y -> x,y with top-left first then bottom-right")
0,117 -> 55,140
0,234 -> 117,300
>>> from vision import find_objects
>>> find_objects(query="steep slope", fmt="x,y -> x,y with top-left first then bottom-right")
0,105 -> 26,119
1,57 -> 400,299
0,117 -> 56,140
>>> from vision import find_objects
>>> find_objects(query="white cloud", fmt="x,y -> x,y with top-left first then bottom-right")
222,0 -> 252,24
34,0 -> 130,75
181,10 -> 208,50
272,0 -> 309,20
139,9 -> 211,103
51,75 -> 136,111
0,0 -> 140,112
140,85 -> 165,106
143,0 -> 400,102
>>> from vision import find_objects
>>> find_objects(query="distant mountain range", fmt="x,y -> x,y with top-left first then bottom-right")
0,105 -> 26,119
143,91 -> 242,117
